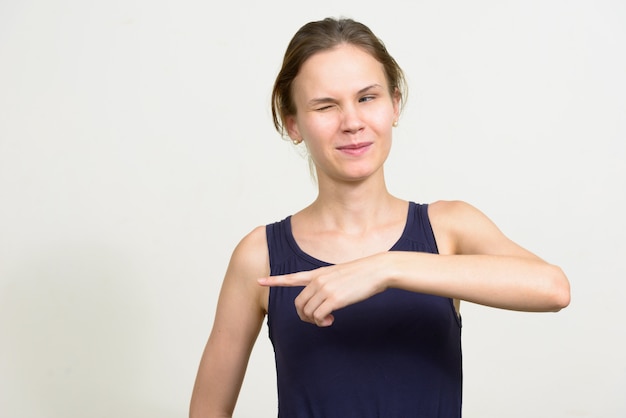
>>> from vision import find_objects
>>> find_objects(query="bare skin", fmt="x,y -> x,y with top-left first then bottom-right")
189,44 -> 570,417
259,199 -> 569,327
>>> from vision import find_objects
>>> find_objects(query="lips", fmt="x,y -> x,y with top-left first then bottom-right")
336,141 -> 373,156
336,142 -> 373,150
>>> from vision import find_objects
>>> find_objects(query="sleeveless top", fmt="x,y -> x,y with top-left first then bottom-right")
266,202 -> 462,418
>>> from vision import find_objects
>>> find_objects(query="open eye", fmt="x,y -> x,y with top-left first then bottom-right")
359,95 -> 376,103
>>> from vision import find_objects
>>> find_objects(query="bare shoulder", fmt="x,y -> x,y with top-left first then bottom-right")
428,199 -> 483,222
227,225 -> 270,279
428,200 -> 537,257
222,225 -> 270,312
428,200 -> 496,230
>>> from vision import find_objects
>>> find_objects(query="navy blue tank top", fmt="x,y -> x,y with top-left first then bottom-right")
266,202 -> 462,417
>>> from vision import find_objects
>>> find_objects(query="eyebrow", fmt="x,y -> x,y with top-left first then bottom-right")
307,84 -> 383,107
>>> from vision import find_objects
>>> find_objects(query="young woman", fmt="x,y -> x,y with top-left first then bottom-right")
189,17 -> 570,418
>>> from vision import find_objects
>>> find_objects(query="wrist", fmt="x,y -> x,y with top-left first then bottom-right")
377,251 -> 402,290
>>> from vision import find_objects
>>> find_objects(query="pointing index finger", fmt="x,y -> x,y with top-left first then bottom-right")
257,272 -> 311,287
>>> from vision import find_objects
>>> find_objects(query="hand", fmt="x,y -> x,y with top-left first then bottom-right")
257,254 -> 389,327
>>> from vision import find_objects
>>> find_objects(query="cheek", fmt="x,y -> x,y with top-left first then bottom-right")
367,111 -> 394,133
365,101 -> 396,125
302,113 -> 340,138
378,113 -> 394,128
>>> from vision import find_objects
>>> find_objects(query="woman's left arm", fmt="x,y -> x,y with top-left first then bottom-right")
411,199 -> 570,312
259,200 -> 570,326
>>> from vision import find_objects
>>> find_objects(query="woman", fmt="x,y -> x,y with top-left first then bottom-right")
190,17 -> 570,418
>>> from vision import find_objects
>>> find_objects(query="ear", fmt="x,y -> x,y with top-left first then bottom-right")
285,115 -> 301,142
392,88 -> 401,122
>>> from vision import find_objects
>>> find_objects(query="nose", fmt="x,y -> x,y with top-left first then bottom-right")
340,104 -> 365,134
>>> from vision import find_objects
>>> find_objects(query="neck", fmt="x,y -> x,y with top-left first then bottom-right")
305,169 -> 402,234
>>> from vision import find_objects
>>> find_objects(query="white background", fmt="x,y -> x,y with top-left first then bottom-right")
1,1 -> 624,417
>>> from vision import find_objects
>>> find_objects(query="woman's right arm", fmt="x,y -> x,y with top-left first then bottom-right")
190,226 -> 269,418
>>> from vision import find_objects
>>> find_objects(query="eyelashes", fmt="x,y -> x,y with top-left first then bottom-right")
358,95 -> 376,103
314,96 -> 377,112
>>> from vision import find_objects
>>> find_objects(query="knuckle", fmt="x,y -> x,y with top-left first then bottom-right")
313,307 -> 329,323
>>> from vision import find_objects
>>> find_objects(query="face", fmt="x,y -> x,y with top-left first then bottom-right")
286,44 -> 400,184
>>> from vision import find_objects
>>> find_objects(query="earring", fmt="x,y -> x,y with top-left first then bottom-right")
292,138 -> 302,145
392,120 -> 399,128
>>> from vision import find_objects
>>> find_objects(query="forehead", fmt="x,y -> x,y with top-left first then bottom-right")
293,44 -> 388,98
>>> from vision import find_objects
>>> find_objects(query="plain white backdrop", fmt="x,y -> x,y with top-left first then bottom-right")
1,0 -> 624,417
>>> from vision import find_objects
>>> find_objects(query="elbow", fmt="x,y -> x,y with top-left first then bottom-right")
189,392 -> 232,418
189,391 -> 210,418
189,397 -> 200,418
547,264 -> 570,312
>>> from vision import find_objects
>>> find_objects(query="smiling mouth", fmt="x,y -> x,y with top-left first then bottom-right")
336,142 -> 373,150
